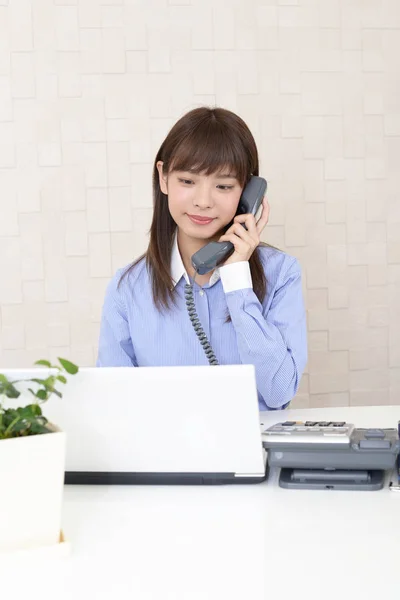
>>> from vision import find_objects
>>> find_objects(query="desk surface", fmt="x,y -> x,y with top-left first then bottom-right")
3,405 -> 400,600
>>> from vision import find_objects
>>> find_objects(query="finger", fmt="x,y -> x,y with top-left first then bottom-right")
232,213 -> 258,238
218,233 -> 253,254
256,199 -> 270,235
228,222 -> 258,248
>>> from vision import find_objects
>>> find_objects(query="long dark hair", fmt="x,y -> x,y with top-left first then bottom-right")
120,107 -> 267,310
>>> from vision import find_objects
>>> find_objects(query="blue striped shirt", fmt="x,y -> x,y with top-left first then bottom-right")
96,241 -> 308,411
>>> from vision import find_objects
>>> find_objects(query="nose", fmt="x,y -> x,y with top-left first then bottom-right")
193,188 -> 214,210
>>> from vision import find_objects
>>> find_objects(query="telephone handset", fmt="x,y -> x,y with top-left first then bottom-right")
191,176 -> 268,275
185,176 -> 268,366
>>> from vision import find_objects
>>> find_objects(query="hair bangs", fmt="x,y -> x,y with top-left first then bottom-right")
168,121 -> 250,186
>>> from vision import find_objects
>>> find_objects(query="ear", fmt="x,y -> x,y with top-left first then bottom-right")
156,161 -> 168,195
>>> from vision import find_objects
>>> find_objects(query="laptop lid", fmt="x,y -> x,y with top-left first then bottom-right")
0,364 -> 266,484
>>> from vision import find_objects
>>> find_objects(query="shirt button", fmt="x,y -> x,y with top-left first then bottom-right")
199,290 -> 204,296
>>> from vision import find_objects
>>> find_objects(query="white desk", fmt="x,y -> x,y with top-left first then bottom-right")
3,405 -> 400,600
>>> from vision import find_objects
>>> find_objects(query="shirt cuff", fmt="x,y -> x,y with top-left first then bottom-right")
219,261 -> 253,293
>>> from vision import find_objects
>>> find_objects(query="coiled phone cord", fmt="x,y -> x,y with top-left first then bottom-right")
184,272 -> 219,366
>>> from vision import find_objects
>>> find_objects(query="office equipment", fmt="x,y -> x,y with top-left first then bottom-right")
262,420 -> 400,490
389,420 -> 400,491
1,364 -> 267,486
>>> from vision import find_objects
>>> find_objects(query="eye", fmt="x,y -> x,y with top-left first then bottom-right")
178,178 -> 194,185
217,185 -> 234,191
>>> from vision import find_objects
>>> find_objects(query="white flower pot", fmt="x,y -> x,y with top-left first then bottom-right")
0,429 -> 66,553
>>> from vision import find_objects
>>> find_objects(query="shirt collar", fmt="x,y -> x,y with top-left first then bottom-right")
170,232 -> 221,288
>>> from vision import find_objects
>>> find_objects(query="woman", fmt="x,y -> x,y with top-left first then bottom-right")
97,106 -> 307,410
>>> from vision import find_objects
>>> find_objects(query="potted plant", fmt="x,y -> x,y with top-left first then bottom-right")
0,357 -> 78,554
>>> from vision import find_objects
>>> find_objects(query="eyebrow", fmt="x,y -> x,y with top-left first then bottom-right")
184,169 -> 237,179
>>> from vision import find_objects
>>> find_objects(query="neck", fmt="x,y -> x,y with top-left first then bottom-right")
177,229 -> 214,284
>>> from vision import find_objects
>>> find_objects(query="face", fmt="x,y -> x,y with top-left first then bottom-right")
156,161 -> 243,241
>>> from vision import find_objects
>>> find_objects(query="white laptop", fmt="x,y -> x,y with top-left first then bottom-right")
1,364 -> 267,485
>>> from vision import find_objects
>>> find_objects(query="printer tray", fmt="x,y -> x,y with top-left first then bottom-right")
279,468 -> 385,491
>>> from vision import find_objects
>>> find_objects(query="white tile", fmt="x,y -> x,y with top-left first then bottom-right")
109,188 -> 132,232
83,143 -> 108,187
148,28 -> 171,73
102,28 -> 126,74
23,281 -> 45,303
20,232 -> 44,281
131,208 -> 153,257
148,75 -> 172,118
213,6 -> 235,50
365,242 -> 387,267
106,118 -> 130,142
324,158 -> 345,180
126,51 -> 147,74
0,187 -> 18,235
111,232 -> 136,272
365,157 -> 386,179
89,233 -> 112,277
9,0 -> 32,52
78,0 -> 101,27
61,165 -> 86,211
301,72 -> 342,115
129,118 -> 152,163
131,163 -> 153,208
0,238 -> 22,303
37,143 -> 62,167
308,331 -> 328,353
191,6 -> 213,50
107,141 -> 131,187
192,51 -> 214,95
309,373 -> 349,395
1,325 -> 25,350
309,350 -> 348,374
307,308 -> 329,331
366,223 -> 386,244
11,52 -> 35,98
65,212 -> 88,256
86,188 -> 110,233
281,116 -> 302,138
44,271 -> 68,303
384,114 -> 400,136
328,286 -> 348,309
123,6 -> 147,50
47,324 -> 70,348
55,6 -> 79,51
101,5 -> 124,27
362,51 -> 384,72
348,244 -> 368,266
70,322 -> 92,346
235,5 -> 257,50
80,29 -> 103,74
303,117 -> 324,158
341,28 -> 362,50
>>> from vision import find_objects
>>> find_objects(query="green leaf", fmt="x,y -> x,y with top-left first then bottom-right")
57,358 -> 79,375
29,421 -> 51,435
0,374 -> 9,384
22,404 -> 42,418
34,360 -> 52,368
4,384 -> 20,399
50,388 -> 62,398
35,389 -> 48,401
30,377 -> 48,385
56,375 -> 67,384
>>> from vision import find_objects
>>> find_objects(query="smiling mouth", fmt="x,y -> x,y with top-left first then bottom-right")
187,214 -> 215,225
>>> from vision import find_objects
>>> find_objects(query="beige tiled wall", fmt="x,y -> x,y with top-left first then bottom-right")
0,0 -> 399,408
